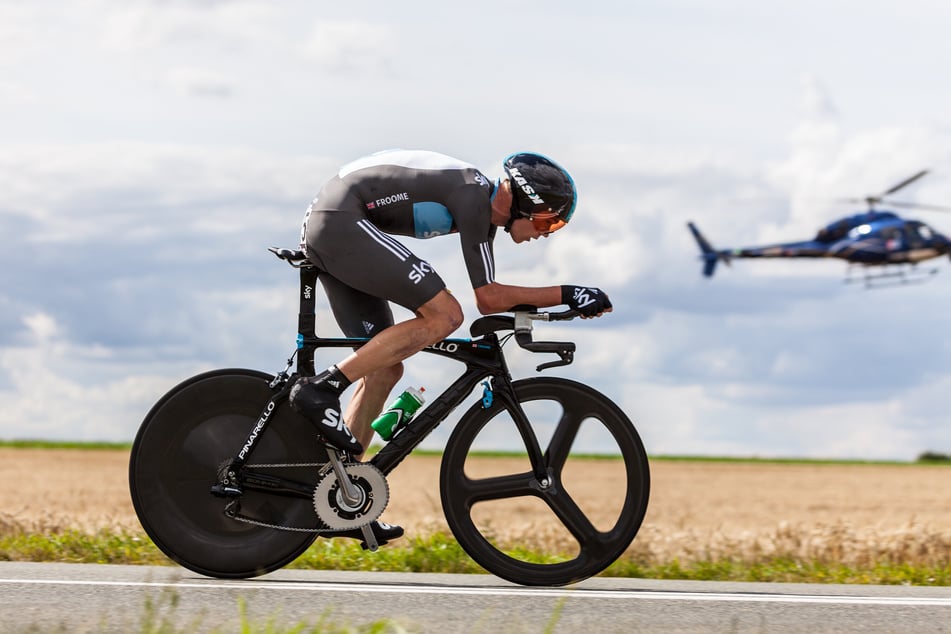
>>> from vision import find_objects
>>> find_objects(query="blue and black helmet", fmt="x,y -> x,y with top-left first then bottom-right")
502,152 -> 577,232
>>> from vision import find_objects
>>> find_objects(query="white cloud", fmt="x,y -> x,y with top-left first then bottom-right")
0,309 -> 190,440
0,81 -> 36,106
0,4 -> 49,66
97,1 -> 277,53
22,313 -> 59,343
6,1 -> 951,461
299,21 -> 394,74
166,68 -> 235,98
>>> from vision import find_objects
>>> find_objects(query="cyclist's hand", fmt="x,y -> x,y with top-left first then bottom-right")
561,285 -> 612,318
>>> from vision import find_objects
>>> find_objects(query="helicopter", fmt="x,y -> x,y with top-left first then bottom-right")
687,170 -> 951,288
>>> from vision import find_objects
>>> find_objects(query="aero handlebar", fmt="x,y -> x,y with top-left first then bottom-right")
512,308 -> 578,371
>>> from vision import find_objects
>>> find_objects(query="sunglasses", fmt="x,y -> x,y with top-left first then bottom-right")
529,210 -> 567,234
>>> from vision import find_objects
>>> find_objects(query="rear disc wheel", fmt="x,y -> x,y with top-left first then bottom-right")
129,369 -> 323,578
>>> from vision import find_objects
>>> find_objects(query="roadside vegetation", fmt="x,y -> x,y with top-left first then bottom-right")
3,441 -> 950,586
2,517 -> 951,586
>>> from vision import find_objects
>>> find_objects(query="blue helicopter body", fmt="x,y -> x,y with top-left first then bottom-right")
688,171 -> 951,285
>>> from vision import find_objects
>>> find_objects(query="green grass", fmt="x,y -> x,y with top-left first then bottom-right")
4,529 -> 951,586
0,439 -> 133,450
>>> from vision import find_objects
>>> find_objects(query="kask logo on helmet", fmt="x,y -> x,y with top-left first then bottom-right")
507,167 -> 545,206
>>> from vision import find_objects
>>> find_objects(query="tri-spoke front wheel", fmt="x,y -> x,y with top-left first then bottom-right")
440,377 -> 650,586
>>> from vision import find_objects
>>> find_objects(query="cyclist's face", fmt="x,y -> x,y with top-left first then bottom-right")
508,217 -> 552,243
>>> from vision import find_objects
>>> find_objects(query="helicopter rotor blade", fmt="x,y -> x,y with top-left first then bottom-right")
836,170 -> 932,210
885,200 -> 951,213
880,169 -> 929,197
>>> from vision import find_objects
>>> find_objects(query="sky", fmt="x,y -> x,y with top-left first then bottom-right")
4,0 -> 951,459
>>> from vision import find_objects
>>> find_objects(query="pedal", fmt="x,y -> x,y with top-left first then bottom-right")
360,524 -> 379,551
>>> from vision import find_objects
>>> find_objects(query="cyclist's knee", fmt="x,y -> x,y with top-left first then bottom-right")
442,305 -> 464,335
419,291 -> 463,339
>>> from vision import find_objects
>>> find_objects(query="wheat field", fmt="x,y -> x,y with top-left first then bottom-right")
3,448 -> 950,568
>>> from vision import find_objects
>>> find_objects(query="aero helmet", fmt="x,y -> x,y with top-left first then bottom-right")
502,152 -> 577,233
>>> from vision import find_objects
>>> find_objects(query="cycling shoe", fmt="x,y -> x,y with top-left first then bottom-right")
323,521 -> 404,549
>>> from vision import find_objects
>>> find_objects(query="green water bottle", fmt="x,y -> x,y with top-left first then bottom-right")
370,387 -> 426,440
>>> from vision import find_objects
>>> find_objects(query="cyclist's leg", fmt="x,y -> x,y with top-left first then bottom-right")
306,207 -> 464,381
318,274 -> 404,456
345,367 -> 403,456
336,290 -> 462,380
297,207 -> 462,452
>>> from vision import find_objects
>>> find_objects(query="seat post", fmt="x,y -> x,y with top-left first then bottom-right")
297,264 -> 319,377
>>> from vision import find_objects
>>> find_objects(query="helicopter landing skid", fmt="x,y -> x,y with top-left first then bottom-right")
844,264 -> 939,289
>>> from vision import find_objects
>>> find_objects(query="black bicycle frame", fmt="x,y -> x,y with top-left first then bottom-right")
226,262 -> 551,495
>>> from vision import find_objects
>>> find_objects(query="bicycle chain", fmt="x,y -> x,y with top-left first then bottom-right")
245,461 -> 329,468
226,461 -> 387,533
230,511 -> 336,533
225,460 -> 330,532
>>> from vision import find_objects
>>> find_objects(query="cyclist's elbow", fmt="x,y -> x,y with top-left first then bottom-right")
474,284 -> 504,315
475,297 -> 503,315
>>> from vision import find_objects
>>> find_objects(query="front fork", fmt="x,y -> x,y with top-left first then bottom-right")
483,375 -> 552,487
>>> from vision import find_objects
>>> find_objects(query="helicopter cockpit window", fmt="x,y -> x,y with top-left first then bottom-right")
816,220 -> 851,242
917,224 -> 934,240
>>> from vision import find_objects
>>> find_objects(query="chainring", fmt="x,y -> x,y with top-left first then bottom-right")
313,462 -> 389,530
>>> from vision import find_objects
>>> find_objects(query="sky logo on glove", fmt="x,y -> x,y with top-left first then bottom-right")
572,287 -> 598,308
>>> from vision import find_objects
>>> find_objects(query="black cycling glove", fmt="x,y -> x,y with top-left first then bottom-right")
561,285 -> 612,317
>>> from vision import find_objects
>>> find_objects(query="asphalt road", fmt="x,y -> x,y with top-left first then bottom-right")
2,562 -> 951,633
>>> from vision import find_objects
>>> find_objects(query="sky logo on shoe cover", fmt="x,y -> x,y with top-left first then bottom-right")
321,408 -> 344,432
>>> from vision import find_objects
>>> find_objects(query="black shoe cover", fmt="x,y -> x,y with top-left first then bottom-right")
289,378 -> 363,454
323,521 -> 404,548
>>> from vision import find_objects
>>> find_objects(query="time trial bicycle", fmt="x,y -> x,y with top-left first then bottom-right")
129,247 -> 650,587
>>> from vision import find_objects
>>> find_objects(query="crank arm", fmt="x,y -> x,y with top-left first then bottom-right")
326,448 -> 363,506
361,524 -> 379,551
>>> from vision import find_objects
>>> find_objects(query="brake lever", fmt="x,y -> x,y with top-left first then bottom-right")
536,349 -> 574,372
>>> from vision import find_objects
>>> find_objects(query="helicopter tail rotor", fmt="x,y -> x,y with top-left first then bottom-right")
687,221 -> 731,277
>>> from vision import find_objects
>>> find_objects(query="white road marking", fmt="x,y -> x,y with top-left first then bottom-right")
1,578 -> 950,607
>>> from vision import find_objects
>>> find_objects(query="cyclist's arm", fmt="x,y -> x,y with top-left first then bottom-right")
473,282 -> 562,315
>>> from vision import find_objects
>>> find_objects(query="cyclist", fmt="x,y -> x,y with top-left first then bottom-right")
290,149 -> 612,544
